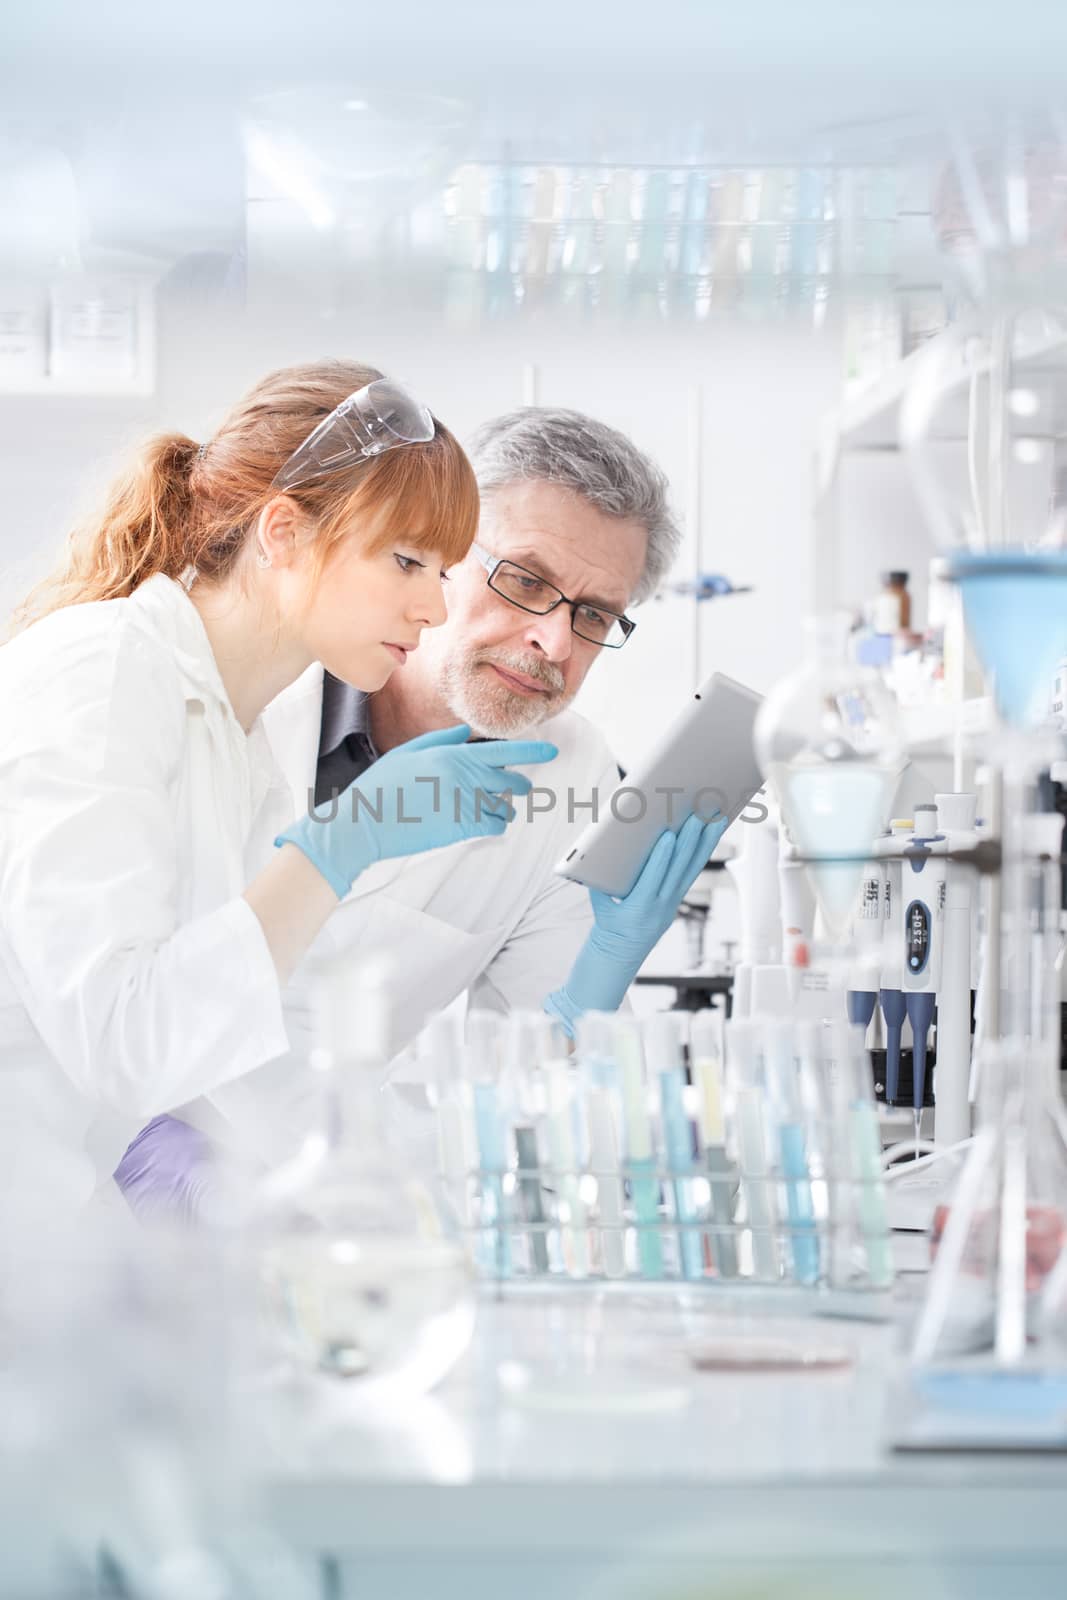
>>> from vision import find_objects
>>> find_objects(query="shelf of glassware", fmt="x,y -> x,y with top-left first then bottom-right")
824,325 -> 1067,455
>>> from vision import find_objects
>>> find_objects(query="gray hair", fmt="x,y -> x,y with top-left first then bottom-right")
467,407 -> 680,604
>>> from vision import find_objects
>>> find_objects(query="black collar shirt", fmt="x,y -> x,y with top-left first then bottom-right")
314,670 -> 380,807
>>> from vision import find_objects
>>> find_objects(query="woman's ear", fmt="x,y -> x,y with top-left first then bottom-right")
255,495 -> 306,569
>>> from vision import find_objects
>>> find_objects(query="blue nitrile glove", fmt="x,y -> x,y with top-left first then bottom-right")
546,810 -> 729,1036
276,722 -> 558,900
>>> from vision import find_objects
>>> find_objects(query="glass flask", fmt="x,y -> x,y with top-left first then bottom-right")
914,1035 -> 1067,1370
754,612 -> 905,950
257,960 -> 475,1394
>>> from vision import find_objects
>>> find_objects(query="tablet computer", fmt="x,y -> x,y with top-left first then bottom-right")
554,670 -> 765,898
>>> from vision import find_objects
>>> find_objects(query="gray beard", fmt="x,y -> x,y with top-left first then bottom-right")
439,653 -> 570,737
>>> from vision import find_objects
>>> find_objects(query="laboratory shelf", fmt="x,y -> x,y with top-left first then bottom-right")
260,1288 -> 1067,1599
824,326 -> 1067,455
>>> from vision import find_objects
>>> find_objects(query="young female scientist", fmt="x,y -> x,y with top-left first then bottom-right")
0,362 -> 557,1225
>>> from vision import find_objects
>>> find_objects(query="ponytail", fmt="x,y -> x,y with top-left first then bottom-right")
11,432 -> 203,631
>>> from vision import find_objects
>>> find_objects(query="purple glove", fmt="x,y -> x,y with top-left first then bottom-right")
114,1115 -> 223,1227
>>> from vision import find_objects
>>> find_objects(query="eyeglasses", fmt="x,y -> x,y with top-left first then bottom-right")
472,543 -> 636,650
272,377 -> 435,491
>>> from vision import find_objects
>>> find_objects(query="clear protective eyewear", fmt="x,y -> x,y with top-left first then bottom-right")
272,377 -> 435,491
472,542 -> 636,649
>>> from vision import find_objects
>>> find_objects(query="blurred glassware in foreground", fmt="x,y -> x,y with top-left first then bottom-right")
256,961 -> 475,1395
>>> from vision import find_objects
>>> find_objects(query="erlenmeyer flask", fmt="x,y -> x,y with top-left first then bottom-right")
755,613 -> 905,948
914,1037 -> 1067,1369
256,960 -> 475,1393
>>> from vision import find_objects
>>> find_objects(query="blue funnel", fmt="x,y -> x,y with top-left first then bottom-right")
949,550 -> 1067,729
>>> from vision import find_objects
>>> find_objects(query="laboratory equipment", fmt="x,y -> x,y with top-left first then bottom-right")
823,1018 -> 895,1291
934,792 -> 980,1148
576,1013 -> 628,1279
501,1012 -> 555,1275
876,819 -> 917,1106
646,1011 -> 703,1280
755,612 -> 905,981
432,1008 -> 891,1296
725,1017 -> 780,1281
690,1008 -> 739,1277
902,804 -> 947,1153
257,961 -> 475,1393
763,1018 -> 820,1285
723,807 -> 782,1019
465,1009 -> 515,1279
901,124 -> 1067,1389
846,851 -> 884,1033
615,1015 -> 664,1279
873,570 -> 912,636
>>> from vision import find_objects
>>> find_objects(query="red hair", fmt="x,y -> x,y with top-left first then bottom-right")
12,359 -> 478,630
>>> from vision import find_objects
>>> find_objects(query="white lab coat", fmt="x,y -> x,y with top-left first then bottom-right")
195,662 -> 618,1165
0,575 -> 291,1222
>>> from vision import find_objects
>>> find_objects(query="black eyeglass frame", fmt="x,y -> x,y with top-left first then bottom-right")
471,542 -> 637,650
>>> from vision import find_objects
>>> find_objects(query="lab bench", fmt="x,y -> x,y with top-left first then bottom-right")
259,1285 -> 1067,1599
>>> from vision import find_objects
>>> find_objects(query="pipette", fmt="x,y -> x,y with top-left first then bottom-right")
902,805 -> 946,1159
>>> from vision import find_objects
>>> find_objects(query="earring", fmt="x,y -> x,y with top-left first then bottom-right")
256,547 -> 271,569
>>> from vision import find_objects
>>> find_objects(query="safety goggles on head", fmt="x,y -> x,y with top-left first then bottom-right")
272,377 -> 435,491
472,542 -> 637,650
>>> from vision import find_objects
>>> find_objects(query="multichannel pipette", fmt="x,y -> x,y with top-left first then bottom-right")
903,804 -> 946,1157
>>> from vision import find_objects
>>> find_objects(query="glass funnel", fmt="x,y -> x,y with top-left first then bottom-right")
256,960 -> 475,1395
754,613 -> 905,953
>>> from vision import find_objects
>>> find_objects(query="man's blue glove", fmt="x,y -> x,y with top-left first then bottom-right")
545,810 -> 729,1036
276,723 -> 558,900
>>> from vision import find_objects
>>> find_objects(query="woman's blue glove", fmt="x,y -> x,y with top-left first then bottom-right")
545,810 -> 729,1036
276,722 -> 558,900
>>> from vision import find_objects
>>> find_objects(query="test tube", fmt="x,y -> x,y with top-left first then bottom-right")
690,1009 -> 738,1278
465,1010 -> 512,1278
828,1017 -> 893,1289
763,1019 -> 819,1286
575,1012 -> 627,1279
501,1012 -> 556,1275
726,1018 -> 778,1281
423,1013 -> 477,1228
646,1011 -> 703,1280
615,1017 -> 663,1278
543,1052 -> 589,1279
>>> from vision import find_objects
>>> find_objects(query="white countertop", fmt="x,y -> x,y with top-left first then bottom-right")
258,1283 -> 1067,1596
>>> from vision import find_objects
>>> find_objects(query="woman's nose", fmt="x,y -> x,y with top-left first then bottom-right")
415,571 -> 449,629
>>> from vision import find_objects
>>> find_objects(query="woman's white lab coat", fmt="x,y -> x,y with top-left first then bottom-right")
0,574 -> 292,1223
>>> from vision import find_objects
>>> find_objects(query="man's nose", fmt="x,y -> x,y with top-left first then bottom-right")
524,605 -> 574,662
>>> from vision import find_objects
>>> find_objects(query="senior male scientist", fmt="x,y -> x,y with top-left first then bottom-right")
116,407 -> 726,1214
